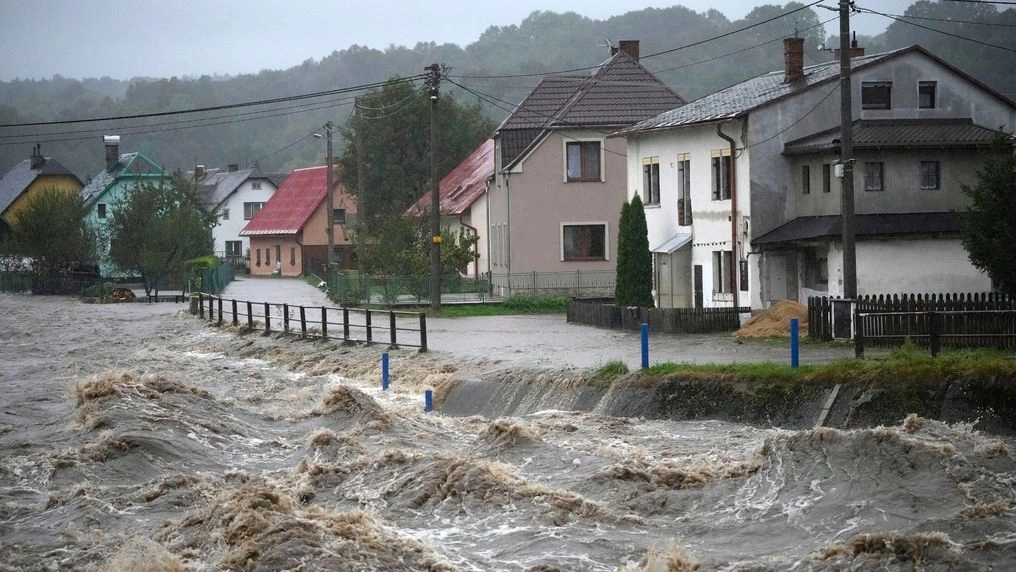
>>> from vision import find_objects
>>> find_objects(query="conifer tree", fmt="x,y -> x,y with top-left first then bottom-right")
627,194 -> 654,307
614,199 -> 631,304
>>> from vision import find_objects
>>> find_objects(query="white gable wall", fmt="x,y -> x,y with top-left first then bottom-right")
214,180 -> 277,259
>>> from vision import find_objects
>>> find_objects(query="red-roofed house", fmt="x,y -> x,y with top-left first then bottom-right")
407,139 -> 493,279
240,165 -> 357,277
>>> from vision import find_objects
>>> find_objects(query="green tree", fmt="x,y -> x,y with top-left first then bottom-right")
959,133 -> 1016,294
106,181 -> 216,297
337,77 -> 495,226
614,199 -> 632,303
615,195 -> 654,307
356,215 -> 477,277
8,188 -> 98,288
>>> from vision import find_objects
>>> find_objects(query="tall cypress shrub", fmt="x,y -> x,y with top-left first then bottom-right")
614,199 -> 632,304
628,194 -> 654,307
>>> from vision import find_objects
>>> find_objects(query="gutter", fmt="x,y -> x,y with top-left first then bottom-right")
716,122 -> 739,309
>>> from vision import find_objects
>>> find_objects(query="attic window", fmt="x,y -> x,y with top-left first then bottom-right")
861,81 -> 892,110
252,181 -> 262,190
97,203 -> 107,219
919,81 -> 937,109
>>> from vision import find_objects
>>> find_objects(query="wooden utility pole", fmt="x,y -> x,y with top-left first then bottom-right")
355,98 -> 366,276
426,63 -> 442,312
325,121 -> 335,272
839,0 -> 857,299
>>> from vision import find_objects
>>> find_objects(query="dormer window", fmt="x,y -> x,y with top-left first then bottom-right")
919,81 -> 937,109
861,81 -> 892,110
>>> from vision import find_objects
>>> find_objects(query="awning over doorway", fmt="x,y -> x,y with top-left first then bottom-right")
650,233 -> 692,254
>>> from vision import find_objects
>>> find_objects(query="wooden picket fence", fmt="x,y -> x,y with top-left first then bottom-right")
567,300 -> 749,334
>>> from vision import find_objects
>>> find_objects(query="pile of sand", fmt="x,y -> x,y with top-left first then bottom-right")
734,299 -> 808,339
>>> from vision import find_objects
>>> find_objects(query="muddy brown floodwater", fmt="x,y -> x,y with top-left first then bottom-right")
2,289 -> 1015,571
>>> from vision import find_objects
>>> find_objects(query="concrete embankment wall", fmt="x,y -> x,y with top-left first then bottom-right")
439,373 -> 1016,434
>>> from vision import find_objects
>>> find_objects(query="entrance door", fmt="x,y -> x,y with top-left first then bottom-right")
769,255 -> 788,302
693,265 -> 703,308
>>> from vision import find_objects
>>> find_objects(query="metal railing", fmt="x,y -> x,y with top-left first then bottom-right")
491,270 -> 615,298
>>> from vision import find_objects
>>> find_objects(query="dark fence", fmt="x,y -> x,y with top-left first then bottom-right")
0,272 -> 31,293
196,293 -> 428,350
329,273 -> 492,306
492,270 -> 614,298
199,262 -> 234,295
568,300 -> 750,334
856,310 -> 1016,356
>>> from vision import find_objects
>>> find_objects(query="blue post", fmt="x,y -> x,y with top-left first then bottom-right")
382,352 -> 389,391
640,323 -> 649,369
790,318 -> 800,368
424,389 -> 433,413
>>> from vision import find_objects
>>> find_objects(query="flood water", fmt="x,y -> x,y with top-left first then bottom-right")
2,294 -> 1015,571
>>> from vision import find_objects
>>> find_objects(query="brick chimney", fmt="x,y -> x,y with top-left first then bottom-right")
103,135 -> 120,166
834,32 -> 865,59
784,37 -> 805,83
30,144 -> 45,169
611,40 -> 640,61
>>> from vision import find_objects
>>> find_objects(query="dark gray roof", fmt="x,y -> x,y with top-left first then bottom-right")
617,48 -> 909,136
754,212 -> 959,245
0,157 -> 80,215
195,168 -> 287,209
497,50 -> 685,168
783,118 -> 1002,155
80,152 -> 167,205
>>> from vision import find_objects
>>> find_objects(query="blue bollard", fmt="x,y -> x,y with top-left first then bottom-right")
641,323 -> 649,369
382,352 -> 389,390
424,389 -> 433,413
790,318 -> 800,368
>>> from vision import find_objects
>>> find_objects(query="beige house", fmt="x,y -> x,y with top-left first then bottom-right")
488,40 -> 684,296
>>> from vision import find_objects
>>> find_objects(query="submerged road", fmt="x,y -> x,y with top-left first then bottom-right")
219,276 -> 857,370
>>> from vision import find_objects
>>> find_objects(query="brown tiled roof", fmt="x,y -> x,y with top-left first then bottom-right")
497,49 -> 685,169
783,118 -> 1002,155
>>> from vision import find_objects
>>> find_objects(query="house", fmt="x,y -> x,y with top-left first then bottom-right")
488,40 -> 685,295
191,164 -> 287,271
0,145 -> 83,228
239,165 -> 356,277
616,39 -> 1016,309
79,136 -> 173,276
406,138 -> 493,279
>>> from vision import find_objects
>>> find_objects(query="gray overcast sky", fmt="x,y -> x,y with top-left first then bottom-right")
0,0 -> 914,81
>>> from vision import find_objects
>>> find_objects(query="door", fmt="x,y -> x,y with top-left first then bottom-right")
769,254 -> 788,303
693,265 -> 703,309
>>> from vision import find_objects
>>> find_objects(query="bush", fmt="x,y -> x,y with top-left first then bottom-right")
501,294 -> 570,313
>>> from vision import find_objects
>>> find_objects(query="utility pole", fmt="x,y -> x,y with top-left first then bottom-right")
839,0 -> 857,299
325,120 -> 335,273
355,98 -> 366,277
426,63 -> 442,313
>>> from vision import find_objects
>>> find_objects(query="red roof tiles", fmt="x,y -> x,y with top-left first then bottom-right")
407,139 -> 493,217
240,166 -> 333,236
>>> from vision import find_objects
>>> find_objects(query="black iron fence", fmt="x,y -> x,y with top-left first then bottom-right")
196,293 -> 428,350
568,300 -> 750,334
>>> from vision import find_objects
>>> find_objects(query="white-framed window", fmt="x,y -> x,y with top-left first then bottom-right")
562,222 -> 608,261
221,207 -> 230,221
711,149 -> 731,200
333,208 -> 346,224
244,202 -> 265,220
225,241 -> 242,257
251,181 -> 262,190
677,153 -> 692,226
564,140 -> 602,182
713,250 -> 732,294
864,162 -> 884,192
861,81 -> 892,110
642,157 -> 660,205
920,161 -> 940,190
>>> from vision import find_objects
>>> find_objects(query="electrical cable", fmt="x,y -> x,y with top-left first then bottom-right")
856,6 -> 1016,53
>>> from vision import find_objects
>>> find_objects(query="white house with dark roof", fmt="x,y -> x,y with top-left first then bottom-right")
191,164 -> 287,271
616,39 -> 1016,309
489,40 -> 685,295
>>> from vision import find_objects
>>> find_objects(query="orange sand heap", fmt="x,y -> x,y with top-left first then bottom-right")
735,299 -> 809,339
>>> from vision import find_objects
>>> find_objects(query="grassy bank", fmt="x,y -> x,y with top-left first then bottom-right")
436,294 -> 570,317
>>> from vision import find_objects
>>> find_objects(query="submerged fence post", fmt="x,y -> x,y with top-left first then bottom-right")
389,311 -> 397,348
343,308 -> 350,342
283,303 -> 290,333
641,322 -> 649,369
264,302 -> 271,332
246,301 -> 253,329
299,306 -> 307,338
855,310 -> 865,359
419,314 -> 428,352
790,318 -> 800,368
321,307 -> 328,340
217,297 -> 223,326
366,310 -> 373,344
424,389 -> 433,413
231,299 -> 238,326
929,311 -> 941,357
382,352 -> 389,390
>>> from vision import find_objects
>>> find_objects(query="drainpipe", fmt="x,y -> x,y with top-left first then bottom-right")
459,215 -> 480,279
717,123 -> 738,308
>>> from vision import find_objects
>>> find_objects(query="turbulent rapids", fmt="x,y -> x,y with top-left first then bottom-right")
2,295 -> 1015,571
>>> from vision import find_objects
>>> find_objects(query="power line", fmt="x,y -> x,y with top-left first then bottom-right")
0,75 -> 427,128
856,6 -> 1016,53
859,9 -> 1016,27
942,0 -> 1016,5
747,84 -> 838,149
251,129 -> 322,165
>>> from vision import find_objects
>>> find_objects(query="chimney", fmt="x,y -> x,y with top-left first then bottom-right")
195,164 -> 206,178
834,32 -> 865,59
783,37 -> 805,83
103,135 -> 120,166
30,144 -> 45,169
228,163 -> 239,172
617,40 -> 640,61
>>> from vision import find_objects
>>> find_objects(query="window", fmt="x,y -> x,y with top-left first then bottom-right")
920,161 -> 940,190
919,81 -> 936,109
333,208 -> 346,224
562,224 -> 606,261
861,81 -> 892,110
265,247 -> 270,265
804,249 -> 829,288
221,208 -> 229,221
251,181 -> 262,190
712,250 -> 732,294
802,165 -> 811,195
823,163 -> 832,193
255,248 -> 261,267
565,141 -> 601,181
97,203 -> 107,219
290,247 -> 296,266
225,241 -> 242,257
711,150 -> 731,200
275,245 -> 281,265
244,202 -> 265,220
642,157 -> 660,205
677,154 -> 692,226
864,162 -> 884,191
333,247 -> 344,266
